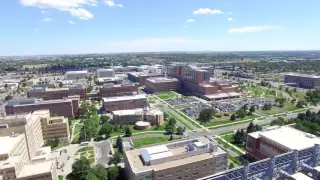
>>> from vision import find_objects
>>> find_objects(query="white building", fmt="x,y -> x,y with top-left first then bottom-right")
65,70 -> 88,80
96,68 -> 115,78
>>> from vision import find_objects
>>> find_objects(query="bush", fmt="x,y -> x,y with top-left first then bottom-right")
224,113 -> 230,116
215,114 -> 222,118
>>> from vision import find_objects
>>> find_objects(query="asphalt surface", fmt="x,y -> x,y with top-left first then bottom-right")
94,140 -> 112,166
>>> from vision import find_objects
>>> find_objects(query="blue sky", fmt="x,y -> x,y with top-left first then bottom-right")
1,0 -> 320,55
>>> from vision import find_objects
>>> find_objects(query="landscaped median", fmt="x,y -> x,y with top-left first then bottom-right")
132,137 -> 173,148
208,115 -> 263,129
75,146 -> 95,164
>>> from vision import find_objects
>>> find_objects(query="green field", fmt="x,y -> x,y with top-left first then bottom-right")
292,91 -> 306,101
221,134 -> 246,152
155,91 -> 180,100
132,137 -> 170,148
202,115 -> 259,127
165,110 -> 193,130
258,102 -> 301,115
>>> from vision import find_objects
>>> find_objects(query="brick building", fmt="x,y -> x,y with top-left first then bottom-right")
27,85 -> 87,100
112,108 -> 164,126
128,72 -> 164,85
246,125 -> 320,160
145,77 -> 180,93
99,83 -> 139,97
284,74 -> 320,89
124,137 -> 227,180
167,65 -> 240,100
103,94 -> 147,112
5,97 -> 79,117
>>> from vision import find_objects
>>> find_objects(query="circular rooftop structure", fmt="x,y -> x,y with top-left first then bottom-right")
135,121 -> 151,130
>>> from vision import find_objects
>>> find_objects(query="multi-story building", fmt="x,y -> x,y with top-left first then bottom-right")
246,125 -> 320,160
5,97 -> 79,117
65,70 -> 88,80
145,77 -> 180,93
0,113 -> 44,160
33,110 -> 70,143
96,68 -> 115,78
128,72 -> 164,85
284,74 -> 320,89
27,85 -> 87,100
99,83 -> 139,97
124,137 -> 227,180
167,64 -> 240,100
112,108 -> 164,126
103,94 -> 148,112
0,134 -> 58,180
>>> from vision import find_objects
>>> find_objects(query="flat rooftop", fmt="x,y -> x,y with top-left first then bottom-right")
125,138 -> 226,173
12,98 -> 74,107
102,83 -> 137,88
291,172 -> 312,180
128,72 -> 163,77
286,73 -> 320,78
103,94 -> 146,102
18,160 -> 54,178
0,134 -> 23,155
258,126 -> 320,150
147,77 -> 179,83
65,70 -> 88,74
112,108 -> 161,116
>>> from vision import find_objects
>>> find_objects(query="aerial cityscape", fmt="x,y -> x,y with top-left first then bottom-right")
2,0 -> 320,180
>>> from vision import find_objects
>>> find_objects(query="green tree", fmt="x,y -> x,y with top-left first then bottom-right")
168,118 -> 177,125
66,157 -> 91,180
230,114 -> 237,121
125,126 -> 132,137
85,170 -> 99,180
198,109 -> 215,123
176,126 -> 184,135
99,123 -> 113,138
229,163 -> 235,169
59,82 -> 63,88
165,124 -> 176,134
108,152 -> 122,166
249,105 -> 255,113
116,136 -> 123,152
44,138 -> 59,148
100,115 -> 110,124
92,164 -> 108,180
80,118 -> 99,141
5,95 -> 13,101
108,167 -> 120,180
296,100 -> 307,108
236,109 -> 247,119
169,134 -> 174,141
247,122 -> 255,134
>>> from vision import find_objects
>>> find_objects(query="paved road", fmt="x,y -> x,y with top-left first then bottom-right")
94,140 -> 112,166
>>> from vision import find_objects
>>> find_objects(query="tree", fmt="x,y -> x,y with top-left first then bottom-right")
165,124 -> 176,134
176,126 -> 184,135
5,95 -> 13,101
116,136 -> 123,152
249,105 -> 255,113
59,82 -> 63,88
198,109 -> 216,123
67,157 -> 91,180
234,130 -> 242,144
168,118 -> 177,125
230,114 -> 237,121
306,110 -> 312,117
169,134 -> 174,141
92,164 -> 108,180
80,118 -> 99,141
275,97 -> 286,108
99,123 -> 113,138
125,126 -> 132,137
85,170 -> 99,180
296,100 -> 307,108
108,152 -> 122,166
236,109 -> 247,119
100,115 -> 110,124
294,88 -> 297,92
44,138 -> 59,148
247,122 -> 255,134
229,163 -> 235,169
108,167 -> 120,180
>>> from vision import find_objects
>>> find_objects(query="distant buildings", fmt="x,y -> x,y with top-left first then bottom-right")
112,108 -> 164,126
128,72 -> 164,85
103,94 -> 148,112
167,65 -> 240,100
65,70 -> 88,80
99,83 -> 139,97
96,68 -> 115,78
5,97 -> 79,117
145,77 -> 181,93
246,125 -> 320,160
284,74 -> 320,89
124,137 -> 227,180
27,85 -> 87,100
228,71 -> 254,79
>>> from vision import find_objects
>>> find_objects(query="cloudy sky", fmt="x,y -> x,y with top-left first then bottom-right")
1,0 -> 320,55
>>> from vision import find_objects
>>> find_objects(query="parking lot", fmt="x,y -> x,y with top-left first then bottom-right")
231,98 -> 275,108
167,97 -> 197,105
182,103 -> 212,117
211,102 -> 238,113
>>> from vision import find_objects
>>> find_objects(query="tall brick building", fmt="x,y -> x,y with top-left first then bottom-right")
103,94 -> 148,112
5,97 -> 79,117
99,83 -> 139,97
145,77 -> 180,93
27,85 -> 87,100
167,65 -> 240,100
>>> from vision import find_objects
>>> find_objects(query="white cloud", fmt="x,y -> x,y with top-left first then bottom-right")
227,18 -> 233,21
41,10 -> 45,14
228,26 -> 281,33
104,0 -> 123,7
33,28 -> 40,32
20,0 -> 96,20
68,20 -> 76,24
43,17 -> 52,22
193,8 -> 224,15
228,12 -> 232,14
186,19 -> 196,23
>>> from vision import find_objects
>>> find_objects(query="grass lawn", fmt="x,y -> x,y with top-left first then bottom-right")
292,91 -> 306,101
133,137 -> 171,148
258,102 -> 301,115
58,176 -> 64,180
74,124 -> 83,135
221,134 -> 246,152
110,121 -> 168,137
75,147 -> 95,164
155,91 -> 180,100
202,115 -> 259,127
165,110 -> 193,130
76,147 -> 94,154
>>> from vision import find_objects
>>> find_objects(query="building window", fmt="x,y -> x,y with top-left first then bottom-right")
176,170 -> 182,175
167,172 -> 172,177
176,177 -> 182,180
185,168 -> 190,173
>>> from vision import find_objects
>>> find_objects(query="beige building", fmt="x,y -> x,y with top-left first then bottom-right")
33,110 -> 70,144
0,134 -> 58,180
112,108 -> 164,126
124,137 -> 227,180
